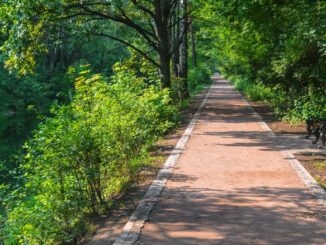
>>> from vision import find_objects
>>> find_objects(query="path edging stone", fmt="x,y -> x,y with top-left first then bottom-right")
233,85 -> 326,207
113,78 -> 215,245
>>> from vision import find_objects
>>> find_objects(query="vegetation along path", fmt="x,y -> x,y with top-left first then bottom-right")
115,75 -> 326,245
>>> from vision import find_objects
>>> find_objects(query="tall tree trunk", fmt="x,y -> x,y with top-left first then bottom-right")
172,1 -> 180,77
154,0 -> 172,88
59,28 -> 66,69
190,15 -> 197,68
179,0 -> 189,97
159,52 -> 171,88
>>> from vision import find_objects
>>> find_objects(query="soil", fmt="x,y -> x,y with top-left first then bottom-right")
296,153 -> 326,190
83,87 -> 210,244
248,101 -> 306,135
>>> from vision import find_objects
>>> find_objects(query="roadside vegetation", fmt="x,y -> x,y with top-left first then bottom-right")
0,1 -> 213,243
0,0 -> 325,244
296,154 -> 326,191
196,0 -> 325,123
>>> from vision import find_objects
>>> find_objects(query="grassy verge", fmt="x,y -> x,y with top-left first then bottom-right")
225,74 -> 325,124
296,154 -> 326,191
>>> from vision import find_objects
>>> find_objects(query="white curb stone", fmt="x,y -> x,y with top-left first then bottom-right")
113,76 -> 215,245
233,84 -> 326,207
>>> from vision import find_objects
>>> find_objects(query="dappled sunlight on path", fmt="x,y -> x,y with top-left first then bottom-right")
137,76 -> 326,244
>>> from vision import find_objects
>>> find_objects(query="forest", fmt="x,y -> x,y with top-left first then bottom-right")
0,0 -> 325,244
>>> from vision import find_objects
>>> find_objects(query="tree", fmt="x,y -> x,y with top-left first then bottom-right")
178,0 -> 189,97
1,0 -> 190,89
194,0 -> 326,120
189,13 -> 197,68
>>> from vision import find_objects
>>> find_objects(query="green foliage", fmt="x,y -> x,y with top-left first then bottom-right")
3,0 -> 326,243
0,0 -> 57,76
286,92 -> 326,123
195,0 -> 326,122
171,75 -> 189,104
230,76 -> 273,102
170,63 -> 212,105
112,51 -> 160,86
188,64 -> 212,95
0,71 -> 51,162
1,66 -> 175,244
229,75 -> 326,123
0,8 -> 128,218
0,10 -> 127,170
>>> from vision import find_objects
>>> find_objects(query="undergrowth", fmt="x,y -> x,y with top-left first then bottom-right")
0,65 -> 176,244
0,61 -> 213,244
226,75 -> 325,124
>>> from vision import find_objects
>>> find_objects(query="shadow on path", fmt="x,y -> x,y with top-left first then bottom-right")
140,186 -> 326,245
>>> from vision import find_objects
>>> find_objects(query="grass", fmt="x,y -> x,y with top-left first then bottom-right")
313,161 -> 326,190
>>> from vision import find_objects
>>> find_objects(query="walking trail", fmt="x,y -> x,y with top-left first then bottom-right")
118,75 -> 326,244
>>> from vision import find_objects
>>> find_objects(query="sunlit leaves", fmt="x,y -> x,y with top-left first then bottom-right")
1,65 -> 175,243
194,0 -> 325,121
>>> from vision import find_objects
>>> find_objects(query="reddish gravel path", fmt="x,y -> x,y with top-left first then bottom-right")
137,76 -> 326,244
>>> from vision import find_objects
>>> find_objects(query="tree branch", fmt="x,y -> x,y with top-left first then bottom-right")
91,32 -> 160,68
74,3 -> 160,51
130,0 -> 155,18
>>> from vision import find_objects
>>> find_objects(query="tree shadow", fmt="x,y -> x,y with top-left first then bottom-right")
198,130 -> 318,153
139,186 -> 326,245
192,81 -> 322,153
137,78 -> 326,244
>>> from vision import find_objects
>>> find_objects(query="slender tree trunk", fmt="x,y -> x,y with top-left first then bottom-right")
159,51 -> 171,89
172,1 -> 180,77
190,15 -> 197,68
59,28 -> 66,69
157,27 -> 171,88
179,0 -> 189,97
154,0 -> 172,88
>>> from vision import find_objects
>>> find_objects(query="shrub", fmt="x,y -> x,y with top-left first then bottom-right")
285,92 -> 326,123
230,77 -> 273,102
188,64 -> 212,94
1,66 -> 176,244
228,74 -> 325,123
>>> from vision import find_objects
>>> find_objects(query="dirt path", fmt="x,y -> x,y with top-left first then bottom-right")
117,75 -> 326,244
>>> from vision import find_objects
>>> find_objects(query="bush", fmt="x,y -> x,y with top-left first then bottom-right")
285,92 -> 326,123
188,64 -> 212,95
1,66 -> 176,244
230,77 -> 273,102
228,74 -> 325,123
